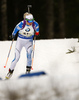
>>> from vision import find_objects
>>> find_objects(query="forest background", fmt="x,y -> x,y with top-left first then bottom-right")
0,0 -> 79,40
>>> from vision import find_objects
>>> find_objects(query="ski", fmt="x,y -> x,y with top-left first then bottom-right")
19,71 -> 46,78
0,78 -> 8,81
0,71 -> 46,81
0,78 -> 2,80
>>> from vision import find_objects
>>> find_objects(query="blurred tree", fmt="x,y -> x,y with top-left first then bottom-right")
13,0 -> 19,23
58,0 -> 65,38
0,0 -> 79,40
1,0 -> 8,40
46,0 -> 54,39
7,0 -> 18,38
64,0 -> 79,38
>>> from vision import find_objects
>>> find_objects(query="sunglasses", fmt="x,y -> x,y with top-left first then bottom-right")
26,18 -> 34,23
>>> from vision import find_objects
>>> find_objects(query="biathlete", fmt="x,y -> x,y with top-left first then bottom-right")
6,12 -> 39,79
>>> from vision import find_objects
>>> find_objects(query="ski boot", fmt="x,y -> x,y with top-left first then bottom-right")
5,69 -> 14,79
26,66 -> 31,74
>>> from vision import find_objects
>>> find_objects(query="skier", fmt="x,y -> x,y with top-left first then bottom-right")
5,12 -> 39,79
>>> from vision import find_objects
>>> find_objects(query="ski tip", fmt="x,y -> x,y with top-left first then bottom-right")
4,66 -> 6,68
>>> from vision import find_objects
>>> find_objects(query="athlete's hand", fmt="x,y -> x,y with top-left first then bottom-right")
9,35 -> 15,39
35,32 -> 39,37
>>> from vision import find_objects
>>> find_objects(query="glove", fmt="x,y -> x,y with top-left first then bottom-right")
35,32 -> 39,37
9,35 -> 15,39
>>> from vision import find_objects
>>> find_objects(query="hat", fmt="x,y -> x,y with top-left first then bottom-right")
23,12 -> 34,20
26,14 -> 34,20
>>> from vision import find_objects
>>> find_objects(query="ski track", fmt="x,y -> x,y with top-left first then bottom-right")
0,38 -> 79,100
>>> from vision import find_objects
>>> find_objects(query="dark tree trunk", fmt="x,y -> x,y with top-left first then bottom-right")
13,0 -> 19,23
1,0 -> 8,40
58,0 -> 65,38
46,0 -> 54,39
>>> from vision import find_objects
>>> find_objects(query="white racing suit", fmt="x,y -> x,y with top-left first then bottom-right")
10,20 -> 39,70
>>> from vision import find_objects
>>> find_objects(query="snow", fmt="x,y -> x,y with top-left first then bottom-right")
0,38 -> 79,100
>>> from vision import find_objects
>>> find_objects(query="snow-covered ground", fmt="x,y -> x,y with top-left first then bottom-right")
0,38 -> 79,100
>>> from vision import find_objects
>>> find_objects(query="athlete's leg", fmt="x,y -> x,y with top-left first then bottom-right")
27,45 -> 33,67
25,39 -> 33,73
10,37 -> 23,70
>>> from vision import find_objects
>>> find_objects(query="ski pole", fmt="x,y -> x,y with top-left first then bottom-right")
4,39 -> 14,68
31,36 -> 36,70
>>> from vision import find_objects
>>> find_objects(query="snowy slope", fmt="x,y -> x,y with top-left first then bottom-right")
0,38 -> 79,100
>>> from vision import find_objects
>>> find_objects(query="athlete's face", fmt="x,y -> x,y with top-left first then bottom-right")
26,21 -> 33,26
25,18 -> 34,26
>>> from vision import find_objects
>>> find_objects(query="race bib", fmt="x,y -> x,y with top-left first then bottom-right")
19,25 -> 34,37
